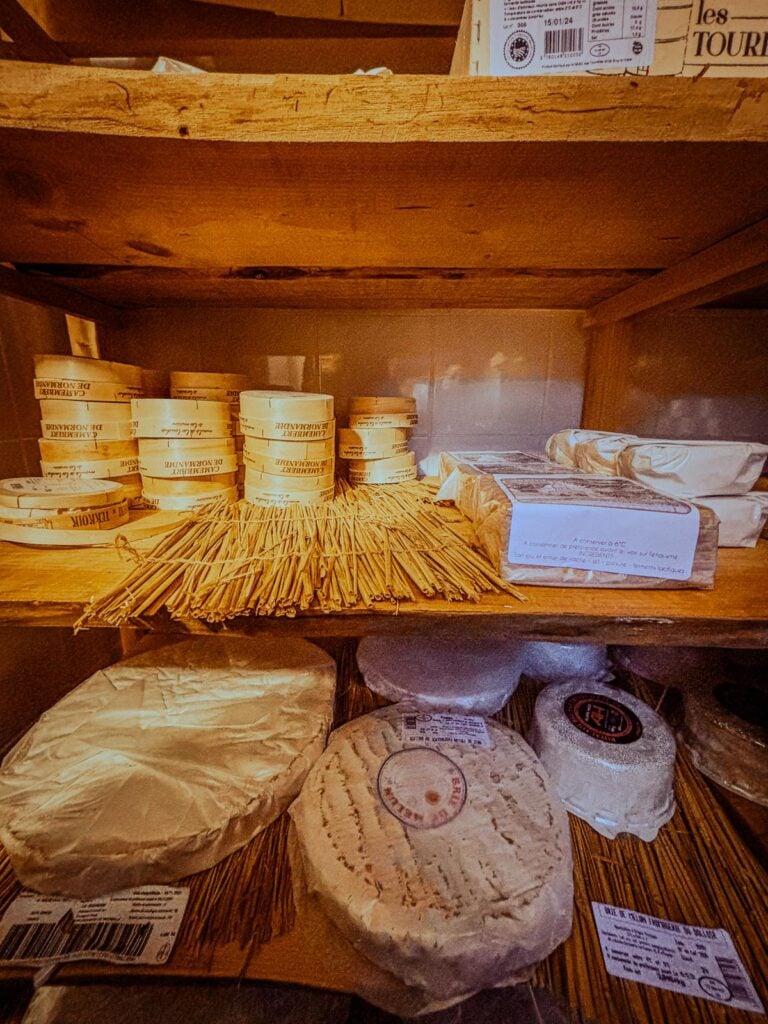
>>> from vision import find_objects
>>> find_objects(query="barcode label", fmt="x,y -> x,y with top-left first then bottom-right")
0,887 -> 188,966
593,902 -> 764,1014
0,919 -> 152,962
401,713 -> 492,748
714,957 -> 753,1002
544,28 -> 583,54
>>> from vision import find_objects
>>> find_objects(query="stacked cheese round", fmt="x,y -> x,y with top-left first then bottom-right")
341,397 -> 418,486
170,372 -> 250,496
34,355 -> 144,507
132,399 -> 236,510
240,391 -> 335,506
0,477 -> 129,532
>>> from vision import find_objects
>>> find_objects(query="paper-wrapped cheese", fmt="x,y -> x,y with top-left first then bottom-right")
529,681 -> 677,841
681,680 -> 767,807
546,430 -> 632,468
356,636 -> 523,714
695,495 -> 768,547
290,705 -> 573,1004
0,637 -> 337,897
617,440 -> 768,497
572,432 -> 638,475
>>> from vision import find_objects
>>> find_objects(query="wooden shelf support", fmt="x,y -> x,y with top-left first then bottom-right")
0,266 -> 123,326
0,0 -> 67,62
580,319 -> 633,432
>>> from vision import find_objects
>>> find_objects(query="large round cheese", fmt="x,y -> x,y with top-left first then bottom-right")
0,637 -> 337,898
291,706 -> 573,1001
356,636 -> 523,714
529,680 -> 677,841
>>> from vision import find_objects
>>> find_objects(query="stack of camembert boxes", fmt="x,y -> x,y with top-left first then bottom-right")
34,354 -> 144,507
240,391 -> 335,506
338,396 -> 418,485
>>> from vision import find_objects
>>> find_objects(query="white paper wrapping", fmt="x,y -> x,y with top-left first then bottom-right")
356,636 -> 523,714
0,637 -> 337,898
290,705 -> 573,1006
681,680 -> 768,807
694,495 -> 768,546
528,681 -> 677,841
572,433 -> 639,475
617,440 -> 768,497
546,430 -> 634,468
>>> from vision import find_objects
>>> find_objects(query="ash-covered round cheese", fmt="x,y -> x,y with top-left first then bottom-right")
0,637 -> 337,898
528,680 -> 676,841
290,706 -> 573,1001
356,636 -> 523,714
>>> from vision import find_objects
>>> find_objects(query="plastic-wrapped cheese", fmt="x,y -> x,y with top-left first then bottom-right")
356,636 -> 523,714
617,440 -> 768,497
290,705 -> 573,1004
529,681 -> 676,841
516,641 -> 613,684
681,680 -> 767,807
694,495 -> 768,547
546,430 -> 634,469
0,637 -> 336,898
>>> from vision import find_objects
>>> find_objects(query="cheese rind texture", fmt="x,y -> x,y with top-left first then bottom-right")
290,706 -> 573,1002
0,637 -> 337,898
529,681 -> 677,841
356,636 -> 523,714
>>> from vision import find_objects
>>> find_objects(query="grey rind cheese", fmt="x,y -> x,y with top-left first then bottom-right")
290,706 -> 573,1001
0,637 -> 336,898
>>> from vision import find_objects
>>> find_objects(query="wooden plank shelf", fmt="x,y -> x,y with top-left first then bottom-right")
0,529 -> 766,646
0,66 -> 767,311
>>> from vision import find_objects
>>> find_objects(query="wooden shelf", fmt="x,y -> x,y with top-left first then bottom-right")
0,66 -> 767,311
0,527 -> 766,646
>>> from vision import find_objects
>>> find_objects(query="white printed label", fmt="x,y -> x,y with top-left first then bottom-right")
489,0 -> 657,74
504,497 -> 700,580
401,712 -> 491,748
0,887 -> 189,966
592,903 -> 764,1014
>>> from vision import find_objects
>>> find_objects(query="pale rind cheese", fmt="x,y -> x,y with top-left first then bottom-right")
240,391 -> 334,424
529,681 -> 677,841
617,440 -> 768,497
356,636 -> 523,714
0,637 -> 337,897
33,355 -> 144,387
290,706 -> 573,1002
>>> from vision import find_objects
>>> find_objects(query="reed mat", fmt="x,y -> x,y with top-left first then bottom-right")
75,481 -> 523,627
0,647 -> 765,1024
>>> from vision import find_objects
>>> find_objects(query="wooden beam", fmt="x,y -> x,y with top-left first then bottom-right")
580,320 -> 633,432
0,66 -> 767,144
0,0 -> 67,62
587,218 -> 768,326
20,266 -> 655,309
0,266 -> 122,324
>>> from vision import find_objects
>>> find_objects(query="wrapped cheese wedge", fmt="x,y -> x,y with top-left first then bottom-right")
546,429 -> 631,468
0,637 -> 337,897
572,432 -> 639,475
529,681 -> 677,841
291,705 -> 573,1005
617,440 -> 768,497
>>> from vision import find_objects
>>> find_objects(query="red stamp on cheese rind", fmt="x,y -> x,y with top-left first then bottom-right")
377,748 -> 467,830
564,692 -> 643,745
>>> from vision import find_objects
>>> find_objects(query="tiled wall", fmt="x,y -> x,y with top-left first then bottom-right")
0,296 -> 70,478
102,308 -> 587,473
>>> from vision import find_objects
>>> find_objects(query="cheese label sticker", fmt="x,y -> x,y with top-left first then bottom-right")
378,749 -> 467,830
0,887 -> 189,966
488,0 -> 657,76
565,693 -> 643,744
401,712 -> 492,748
592,903 -> 764,1014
